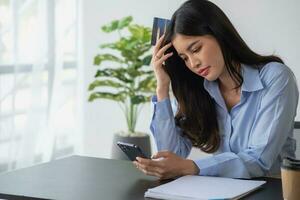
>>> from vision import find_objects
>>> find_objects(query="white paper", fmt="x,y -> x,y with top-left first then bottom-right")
145,175 -> 265,200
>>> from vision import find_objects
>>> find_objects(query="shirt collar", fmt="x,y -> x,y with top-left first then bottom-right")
241,64 -> 264,92
204,63 -> 264,95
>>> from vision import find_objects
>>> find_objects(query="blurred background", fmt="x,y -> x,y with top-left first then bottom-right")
0,0 -> 299,173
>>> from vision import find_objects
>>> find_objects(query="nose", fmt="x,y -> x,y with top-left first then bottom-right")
188,56 -> 201,69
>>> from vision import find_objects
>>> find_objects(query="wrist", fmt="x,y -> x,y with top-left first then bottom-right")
156,85 -> 169,93
182,159 -> 200,176
156,87 -> 169,101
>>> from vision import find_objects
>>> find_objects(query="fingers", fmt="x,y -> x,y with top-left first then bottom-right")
141,168 -> 162,178
152,151 -> 171,159
154,34 -> 165,54
136,157 -> 163,168
156,52 -> 173,65
133,151 -> 179,180
134,160 -> 165,178
155,42 -> 172,59
134,157 -> 164,173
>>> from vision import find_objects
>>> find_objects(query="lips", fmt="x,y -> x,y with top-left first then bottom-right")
197,66 -> 210,76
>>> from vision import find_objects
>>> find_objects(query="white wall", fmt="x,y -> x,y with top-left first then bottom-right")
79,0 -> 186,158
79,0 -> 300,159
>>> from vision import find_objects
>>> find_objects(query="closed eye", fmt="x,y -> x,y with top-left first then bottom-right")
192,46 -> 202,54
192,48 -> 199,53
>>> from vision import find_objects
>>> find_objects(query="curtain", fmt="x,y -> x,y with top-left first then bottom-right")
0,0 -> 82,173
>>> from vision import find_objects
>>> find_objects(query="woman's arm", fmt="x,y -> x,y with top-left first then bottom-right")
150,95 -> 193,158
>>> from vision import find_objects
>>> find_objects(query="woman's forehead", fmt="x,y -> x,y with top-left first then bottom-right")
172,34 -> 211,54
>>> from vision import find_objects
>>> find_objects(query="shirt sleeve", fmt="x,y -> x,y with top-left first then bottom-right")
194,67 -> 299,178
150,95 -> 192,158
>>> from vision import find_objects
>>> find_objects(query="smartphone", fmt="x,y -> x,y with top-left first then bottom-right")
151,17 -> 171,46
117,141 -> 149,161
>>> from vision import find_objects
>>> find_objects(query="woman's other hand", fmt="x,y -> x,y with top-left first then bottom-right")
133,151 -> 199,180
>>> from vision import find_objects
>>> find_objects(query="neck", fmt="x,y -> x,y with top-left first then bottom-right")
218,64 -> 241,92
218,71 -> 237,91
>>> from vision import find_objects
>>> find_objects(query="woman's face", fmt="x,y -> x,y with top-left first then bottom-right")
172,34 -> 226,81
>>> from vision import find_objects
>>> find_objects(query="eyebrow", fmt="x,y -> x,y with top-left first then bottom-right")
178,40 -> 200,56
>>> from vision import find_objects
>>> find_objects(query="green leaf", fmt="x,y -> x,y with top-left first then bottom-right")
101,16 -> 133,33
88,91 -> 127,102
136,75 -> 156,92
142,55 -> 152,66
127,67 -> 140,78
128,25 -> 143,39
94,54 -> 123,65
131,95 -> 147,105
89,16 -> 157,129
117,16 -> 132,29
95,68 -> 133,83
139,70 -> 153,75
144,95 -> 153,101
128,25 -> 151,42
99,37 -> 151,62
99,43 -> 115,49
141,27 -> 151,43
88,80 -> 124,91
101,20 -> 118,33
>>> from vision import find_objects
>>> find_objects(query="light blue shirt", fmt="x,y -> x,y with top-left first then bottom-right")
150,62 -> 299,178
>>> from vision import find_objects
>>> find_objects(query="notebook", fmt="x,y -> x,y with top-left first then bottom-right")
144,175 -> 265,200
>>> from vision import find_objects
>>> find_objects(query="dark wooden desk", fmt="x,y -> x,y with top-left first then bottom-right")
0,156 -> 283,200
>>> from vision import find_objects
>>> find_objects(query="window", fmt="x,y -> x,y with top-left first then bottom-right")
0,0 -> 79,172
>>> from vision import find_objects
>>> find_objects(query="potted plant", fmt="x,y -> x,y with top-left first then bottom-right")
88,16 -> 156,160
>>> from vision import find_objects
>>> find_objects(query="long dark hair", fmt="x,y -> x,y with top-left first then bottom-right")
163,0 -> 283,153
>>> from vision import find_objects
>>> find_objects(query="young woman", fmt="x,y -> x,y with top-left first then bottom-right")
133,0 -> 299,179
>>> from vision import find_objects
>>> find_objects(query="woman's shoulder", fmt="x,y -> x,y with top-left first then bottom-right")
259,62 -> 295,86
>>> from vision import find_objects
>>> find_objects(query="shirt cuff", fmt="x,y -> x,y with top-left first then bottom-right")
151,95 -> 174,120
193,156 -> 219,176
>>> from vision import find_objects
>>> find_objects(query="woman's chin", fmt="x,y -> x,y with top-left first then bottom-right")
203,74 -> 216,81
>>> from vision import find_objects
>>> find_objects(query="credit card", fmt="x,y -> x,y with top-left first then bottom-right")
151,17 -> 171,46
